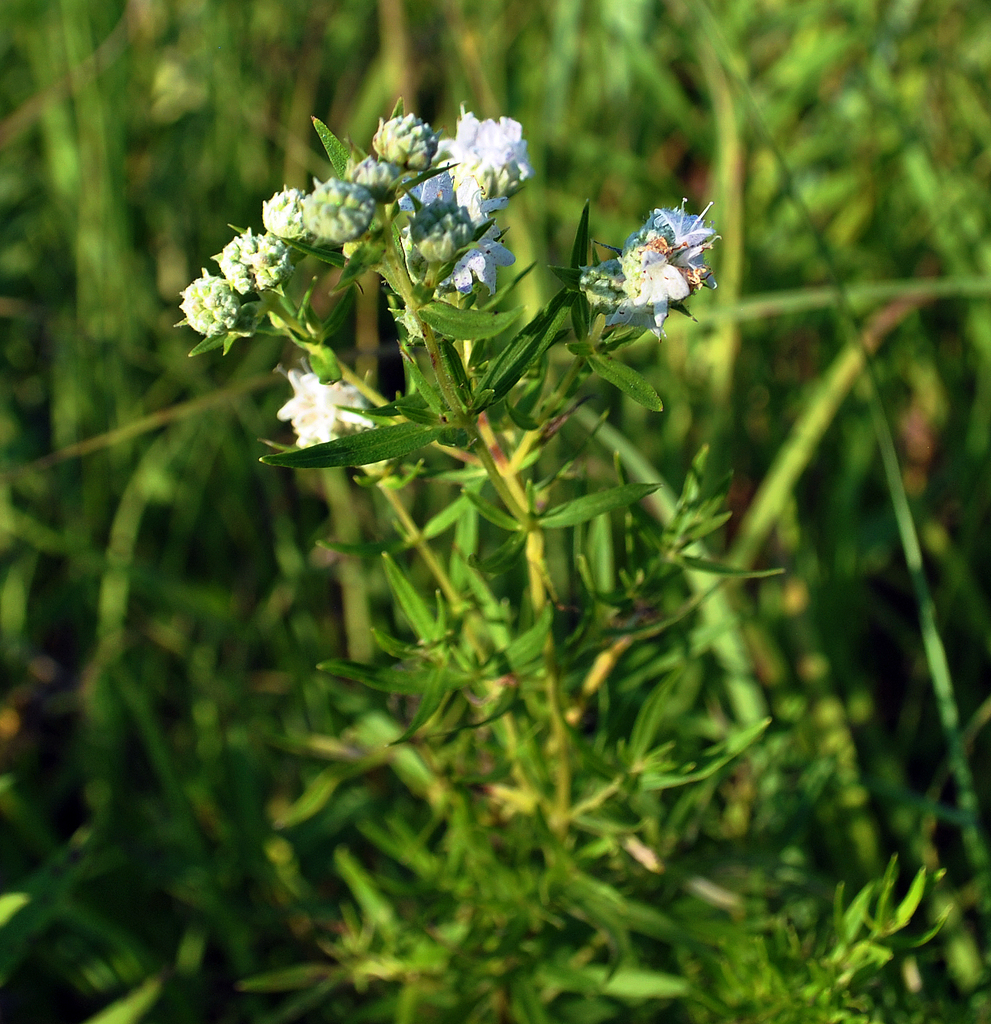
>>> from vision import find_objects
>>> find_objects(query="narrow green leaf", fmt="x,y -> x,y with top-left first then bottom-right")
403,352 -> 447,415
237,963 -> 337,993
371,628 -> 421,659
572,292 -> 590,340
590,355 -> 663,412
675,555 -> 783,578
317,658 -> 429,695
505,399 -> 541,431
469,530 -> 527,574
419,302 -> 524,341
640,719 -> 769,791
601,967 -> 690,1000
389,96 -> 404,119
0,893 -> 29,929
391,662 -> 451,743
335,846 -> 397,933
80,974 -> 164,1024
548,265 -> 582,289
382,552 -> 439,641
0,843 -> 85,985
541,483 -> 661,529
509,976 -> 552,1024
463,488 -> 522,532
317,538 -> 405,556
570,199 -> 591,269
312,116 -> 348,177
187,333 -> 227,357
423,494 -> 470,539
477,291 -> 574,403
262,424 -> 449,468
628,669 -> 683,763
439,338 -> 471,399
504,605 -> 553,671
275,767 -> 341,828
891,867 -> 927,931
322,285 -> 356,337
285,237 -> 346,267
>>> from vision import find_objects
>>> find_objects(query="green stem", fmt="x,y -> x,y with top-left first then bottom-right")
377,483 -> 462,611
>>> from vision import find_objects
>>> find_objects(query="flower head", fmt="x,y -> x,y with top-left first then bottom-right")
215,229 -> 294,294
179,271 -> 249,337
439,109 -> 534,198
580,202 -> 717,338
262,188 -> 311,241
303,179 -> 376,246
277,370 -> 373,448
372,114 -> 440,171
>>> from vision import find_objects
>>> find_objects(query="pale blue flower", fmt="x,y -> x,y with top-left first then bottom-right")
400,171 -> 515,294
581,203 -> 717,338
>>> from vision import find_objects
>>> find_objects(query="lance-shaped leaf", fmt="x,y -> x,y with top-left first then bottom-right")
469,530 -> 527,574
312,116 -> 348,177
674,555 -> 783,578
317,658 -> 430,694
382,551 -> 440,642
464,488 -> 523,532
476,291 -> 574,404
418,302 -> 525,341
589,355 -> 663,412
262,423 -> 450,468
570,199 -> 591,269
285,237 -> 346,267
540,482 -> 661,528
504,604 -> 553,672
188,333 -> 230,357
391,661 -> 453,743
640,718 -> 770,791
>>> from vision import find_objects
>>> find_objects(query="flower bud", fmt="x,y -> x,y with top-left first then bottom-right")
262,188 -> 311,241
347,156 -> 401,200
408,201 -> 475,264
372,114 -> 439,171
179,271 -> 243,337
303,179 -> 376,245
216,229 -> 294,294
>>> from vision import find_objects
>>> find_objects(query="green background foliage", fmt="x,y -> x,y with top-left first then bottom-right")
1,0 -> 990,1020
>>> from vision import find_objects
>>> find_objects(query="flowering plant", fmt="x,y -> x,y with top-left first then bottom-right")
178,101 -> 935,1022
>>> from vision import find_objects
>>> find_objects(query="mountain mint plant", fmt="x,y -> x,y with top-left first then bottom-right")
179,101 -> 936,1023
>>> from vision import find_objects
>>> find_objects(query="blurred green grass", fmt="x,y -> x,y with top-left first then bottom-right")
1,0 -> 990,1019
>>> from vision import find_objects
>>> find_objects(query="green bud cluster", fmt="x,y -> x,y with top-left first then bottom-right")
216,229 -> 293,294
347,157 -> 401,200
408,201 -> 475,264
303,179 -> 376,245
372,114 -> 439,171
262,188 -> 311,241
179,271 -> 258,338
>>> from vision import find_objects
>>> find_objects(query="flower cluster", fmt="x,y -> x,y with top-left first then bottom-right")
276,371 -> 373,448
580,203 -> 717,338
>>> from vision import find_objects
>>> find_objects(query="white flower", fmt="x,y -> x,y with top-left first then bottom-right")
277,371 -> 373,448
438,109 -> 534,198
399,171 -> 515,294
